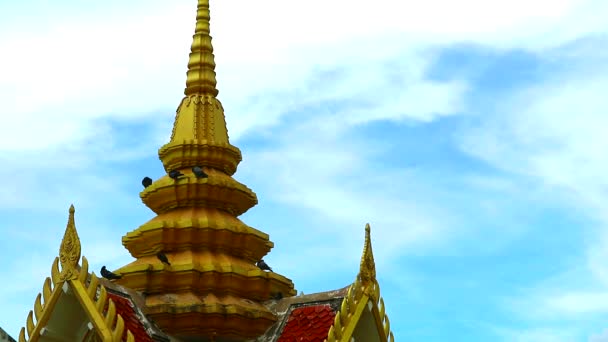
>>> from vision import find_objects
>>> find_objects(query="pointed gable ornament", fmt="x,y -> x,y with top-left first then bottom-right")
358,223 -> 376,287
58,204 -> 81,281
324,223 -> 394,342
19,205 -> 135,342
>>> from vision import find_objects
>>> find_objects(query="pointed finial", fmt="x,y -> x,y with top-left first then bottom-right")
59,204 -> 81,280
358,223 -> 376,286
185,0 -> 219,96
159,0 -> 242,175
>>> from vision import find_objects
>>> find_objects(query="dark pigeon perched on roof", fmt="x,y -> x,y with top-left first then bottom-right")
101,266 -> 122,280
192,166 -> 208,179
168,170 -> 184,180
157,252 -> 171,266
142,177 -> 153,188
257,259 -> 272,272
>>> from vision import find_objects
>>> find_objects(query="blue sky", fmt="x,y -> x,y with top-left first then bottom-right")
1,0 -> 607,341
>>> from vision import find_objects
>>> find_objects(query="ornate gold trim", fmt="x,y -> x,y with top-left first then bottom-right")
184,0 -> 219,97
18,205 -> 135,342
325,224 -> 395,342
359,223 -> 376,290
59,205 -> 81,281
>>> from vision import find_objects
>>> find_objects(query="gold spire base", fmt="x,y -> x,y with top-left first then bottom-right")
160,95 -> 241,175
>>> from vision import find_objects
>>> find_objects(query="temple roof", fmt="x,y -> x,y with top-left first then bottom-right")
98,279 -> 169,342
15,0 -> 395,340
18,205 -> 139,342
257,224 -> 395,342
105,293 -> 153,342
278,305 -> 337,342
257,286 -> 349,342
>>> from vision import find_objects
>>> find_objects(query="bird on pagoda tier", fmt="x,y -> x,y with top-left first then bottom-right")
100,266 -> 122,280
168,170 -> 184,180
257,259 -> 272,272
157,252 -> 171,266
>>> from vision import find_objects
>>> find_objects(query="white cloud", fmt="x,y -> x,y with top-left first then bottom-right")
240,114 -> 471,267
458,43 -> 608,221
1,0 -> 605,154
455,35 -> 608,331
1,1 -> 607,339
212,0 -> 607,50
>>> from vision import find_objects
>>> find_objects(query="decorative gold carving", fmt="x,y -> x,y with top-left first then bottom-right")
333,313 -> 343,338
26,312 -> 34,339
79,256 -> 90,283
324,224 -> 395,342
193,97 -> 200,139
383,314 -> 391,338
327,326 -> 336,342
207,97 -> 215,143
59,205 -> 81,281
51,258 -> 60,285
42,278 -> 52,303
358,223 -> 376,287
33,294 -> 42,321
18,205 -> 137,342
185,0 -> 218,97
87,273 -> 100,300
170,107 -> 181,141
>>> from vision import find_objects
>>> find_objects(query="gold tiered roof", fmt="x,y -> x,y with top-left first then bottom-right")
15,1 -> 396,340
113,0 -> 296,340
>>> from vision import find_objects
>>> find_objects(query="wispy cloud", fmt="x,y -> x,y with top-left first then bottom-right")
455,35 -> 608,339
1,0 -> 607,340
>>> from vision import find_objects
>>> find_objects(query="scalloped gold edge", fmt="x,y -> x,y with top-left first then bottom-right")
324,224 -> 394,342
18,205 -> 137,342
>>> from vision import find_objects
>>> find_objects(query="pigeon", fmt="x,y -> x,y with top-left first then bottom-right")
256,259 -> 272,272
101,266 -> 122,280
168,170 -> 184,180
192,166 -> 208,179
271,292 -> 283,300
157,252 -> 171,266
142,177 -> 153,188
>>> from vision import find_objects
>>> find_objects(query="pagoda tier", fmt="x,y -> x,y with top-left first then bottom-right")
114,0 -> 296,340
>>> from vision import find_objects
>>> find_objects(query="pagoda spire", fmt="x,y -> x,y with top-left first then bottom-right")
159,0 -> 240,175
115,1 -> 296,340
185,0 -> 219,97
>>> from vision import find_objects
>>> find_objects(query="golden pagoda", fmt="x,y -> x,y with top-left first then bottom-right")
112,0 -> 296,338
15,1 -> 395,341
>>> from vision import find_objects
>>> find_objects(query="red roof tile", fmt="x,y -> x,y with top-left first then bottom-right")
106,292 -> 154,342
277,304 -> 336,342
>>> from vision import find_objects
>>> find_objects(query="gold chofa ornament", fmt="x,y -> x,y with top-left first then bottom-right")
59,205 -> 81,281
